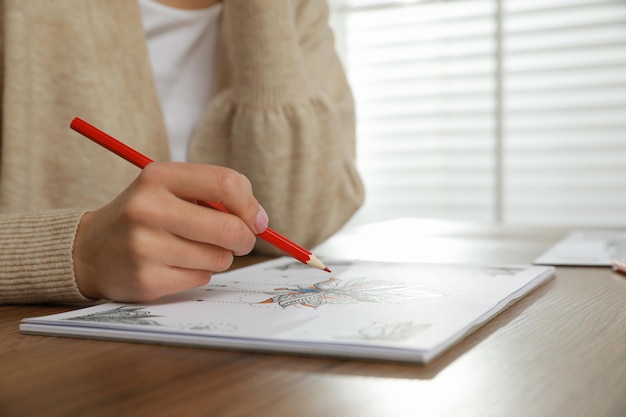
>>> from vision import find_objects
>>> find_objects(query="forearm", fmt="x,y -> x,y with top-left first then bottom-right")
225,97 -> 363,251
224,0 -> 310,105
211,0 -> 364,249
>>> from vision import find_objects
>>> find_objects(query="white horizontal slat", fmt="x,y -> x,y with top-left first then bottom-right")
355,76 -> 494,100
358,136 -> 494,152
506,67 -> 626,91
506,25 -> 626,51
508,90 -> 626,109
505,2 -> 626,32
506,149 -> 626,168
505,45 -> 626,72
504,0 -> 620,12
506,111 -> 626,131
344,0 -> 494,30
348,39 -> 495,68
349,57 -> 496,83
506,129 -> 626,148
359,154 -> 494,171
358,97 -> 495,120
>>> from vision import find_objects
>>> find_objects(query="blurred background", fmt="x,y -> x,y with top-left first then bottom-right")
327,0 -> 626,228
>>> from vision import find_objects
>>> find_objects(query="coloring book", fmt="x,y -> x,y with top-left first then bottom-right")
20,258 -> 554,364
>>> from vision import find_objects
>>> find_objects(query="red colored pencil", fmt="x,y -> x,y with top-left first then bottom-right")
70,117 -> 330,272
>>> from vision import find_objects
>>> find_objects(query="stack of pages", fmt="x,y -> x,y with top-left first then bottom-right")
21,257 -> 554,364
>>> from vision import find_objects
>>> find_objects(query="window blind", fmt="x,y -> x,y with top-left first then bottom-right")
329,0 -> 626,227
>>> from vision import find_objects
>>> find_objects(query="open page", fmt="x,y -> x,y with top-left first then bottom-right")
21,258 -> 554,364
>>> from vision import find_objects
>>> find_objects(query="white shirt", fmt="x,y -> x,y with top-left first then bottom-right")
139,0 -> 221,162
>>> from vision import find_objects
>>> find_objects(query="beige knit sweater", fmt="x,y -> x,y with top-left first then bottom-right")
0,0 -> 364,304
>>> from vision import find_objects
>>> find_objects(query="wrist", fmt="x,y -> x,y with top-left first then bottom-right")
73,211 -> 101,299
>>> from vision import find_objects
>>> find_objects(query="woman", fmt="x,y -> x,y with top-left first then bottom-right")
0,0 -> 363,304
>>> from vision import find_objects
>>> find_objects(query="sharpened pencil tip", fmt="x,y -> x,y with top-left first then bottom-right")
307,254 -> 329,272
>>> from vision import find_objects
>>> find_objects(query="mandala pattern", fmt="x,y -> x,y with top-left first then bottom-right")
259,277 -> 441,308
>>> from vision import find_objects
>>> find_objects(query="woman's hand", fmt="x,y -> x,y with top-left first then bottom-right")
73,162 -> 268,303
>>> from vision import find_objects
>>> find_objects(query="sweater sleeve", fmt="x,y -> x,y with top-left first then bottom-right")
191,0 -> 365,253
0,209 -> 94,304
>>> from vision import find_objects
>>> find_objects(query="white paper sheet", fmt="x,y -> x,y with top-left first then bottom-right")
20,258 -> 554,364
534,230 -> 626,266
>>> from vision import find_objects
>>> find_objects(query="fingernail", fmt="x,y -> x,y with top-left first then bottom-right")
255,205 -> 269,233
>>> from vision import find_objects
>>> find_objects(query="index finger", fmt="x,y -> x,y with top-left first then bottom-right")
141,162 -> 263,234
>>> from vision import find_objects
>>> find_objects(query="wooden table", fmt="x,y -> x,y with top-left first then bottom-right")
1,219 -> 625,417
